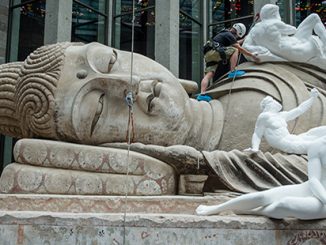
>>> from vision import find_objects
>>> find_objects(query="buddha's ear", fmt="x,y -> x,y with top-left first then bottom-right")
178,79 -> 198,94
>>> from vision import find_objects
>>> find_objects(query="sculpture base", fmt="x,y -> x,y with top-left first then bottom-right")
0,193 -> 237,214
1,211 -> 326,244
0,194 -> 326,244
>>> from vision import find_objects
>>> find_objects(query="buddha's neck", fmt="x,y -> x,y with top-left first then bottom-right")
184,99 -> 224,151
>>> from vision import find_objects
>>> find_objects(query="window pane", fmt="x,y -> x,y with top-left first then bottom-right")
208,0 -> 253,37
114,0 -> 155,59
295,0 -> 325,26
12,0 -> 34,6
9,0 -> 45,61
115,0 -> 155,15
72,2 -> 106,43
74,0 -> 106,14
179,14 -> 201,83
180,0 -> 201,22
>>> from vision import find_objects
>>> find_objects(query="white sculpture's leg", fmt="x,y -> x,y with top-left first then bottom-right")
243,196 -> 326,220
295,13 -> 326,44
298,126 -> 326,141
196,192 -> 268,215
196,183 -> 310,216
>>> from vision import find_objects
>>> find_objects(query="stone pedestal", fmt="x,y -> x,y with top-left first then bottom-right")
0,194 -> 326,244
1,210 -> 326,245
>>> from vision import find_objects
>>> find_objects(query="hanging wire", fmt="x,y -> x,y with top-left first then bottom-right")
219,16 -> 260,144
221,53 -> 242,125
122,0 -> 136,244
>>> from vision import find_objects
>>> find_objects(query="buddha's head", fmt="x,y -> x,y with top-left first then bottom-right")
0,42 -> 195,146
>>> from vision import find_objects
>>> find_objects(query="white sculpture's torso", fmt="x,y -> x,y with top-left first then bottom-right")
243,4 -> 326,68
259,112 -> 310,154
244,88 -> 326,155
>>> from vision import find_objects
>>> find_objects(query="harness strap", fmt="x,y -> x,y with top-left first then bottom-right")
206,61 -> 219,67
217,48 -> 227,63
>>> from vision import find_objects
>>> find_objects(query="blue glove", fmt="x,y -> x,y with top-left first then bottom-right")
197,94 -> 212,102
228,70 -> 246,78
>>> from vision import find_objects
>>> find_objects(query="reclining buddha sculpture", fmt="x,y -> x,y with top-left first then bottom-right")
0,5 -> 325,195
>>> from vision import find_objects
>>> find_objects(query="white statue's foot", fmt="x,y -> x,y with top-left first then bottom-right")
195,205 -> 218,216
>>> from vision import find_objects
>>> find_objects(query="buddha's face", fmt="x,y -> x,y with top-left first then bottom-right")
55,43 -> 192,146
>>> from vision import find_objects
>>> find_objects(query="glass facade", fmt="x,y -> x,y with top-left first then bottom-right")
72,0 -> 108,43
113,0 -> 155,59
9,0 -> 46,62
208,0 -> 254,37
295,0 -> 325,26
179,0 -> 202,83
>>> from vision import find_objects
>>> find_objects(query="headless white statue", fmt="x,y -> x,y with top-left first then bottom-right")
245,88 -> 326,154
243,4 -> 326,68
196,89 -> 326,219
196,139 -> 326,219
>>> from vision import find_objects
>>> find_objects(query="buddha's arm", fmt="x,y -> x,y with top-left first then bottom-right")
308,155 -> 326,204
284,88 -> 319,121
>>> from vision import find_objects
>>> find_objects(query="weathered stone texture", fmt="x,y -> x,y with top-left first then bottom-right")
0,139 -> 176,195
1,211 -> 326,245
0,194 -> 238,214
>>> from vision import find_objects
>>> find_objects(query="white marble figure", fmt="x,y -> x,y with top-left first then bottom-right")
243,4 -> 326,69
196,137 -> 326,220
245,88 -> 326,154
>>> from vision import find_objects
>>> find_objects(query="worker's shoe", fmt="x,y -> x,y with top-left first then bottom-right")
197,94 -> 212,102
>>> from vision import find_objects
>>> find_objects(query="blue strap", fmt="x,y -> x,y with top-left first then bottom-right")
197,94 -> 212,102
228,70 -> 246,78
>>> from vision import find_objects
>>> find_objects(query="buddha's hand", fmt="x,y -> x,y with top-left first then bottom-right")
243,147 -> 259,153
310,88 -> 319,98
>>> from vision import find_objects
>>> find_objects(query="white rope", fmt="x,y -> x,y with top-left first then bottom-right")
218,53 -> 243,145
123,0 -> 136,244
219,17 -> 258,141
223,53 -> 242,120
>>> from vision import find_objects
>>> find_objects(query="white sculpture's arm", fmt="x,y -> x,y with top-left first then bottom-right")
274,22 -> 297,36
242,33 -> 268,54
244,116 -> 265,152
233,43 -> 260,63
283,88 -> 319,121
308,153 -> 326,204
242,34 -> 286,62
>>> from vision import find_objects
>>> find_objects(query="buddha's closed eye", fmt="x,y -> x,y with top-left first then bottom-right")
91,93 -> 104,135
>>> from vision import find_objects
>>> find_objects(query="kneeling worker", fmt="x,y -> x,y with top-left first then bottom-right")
198,23 -> 260,102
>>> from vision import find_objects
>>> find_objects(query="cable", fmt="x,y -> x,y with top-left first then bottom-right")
218,52 -> 243,145
218,17 -> 258,145
224,53 -> 242,117
123,0 -> 136,244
